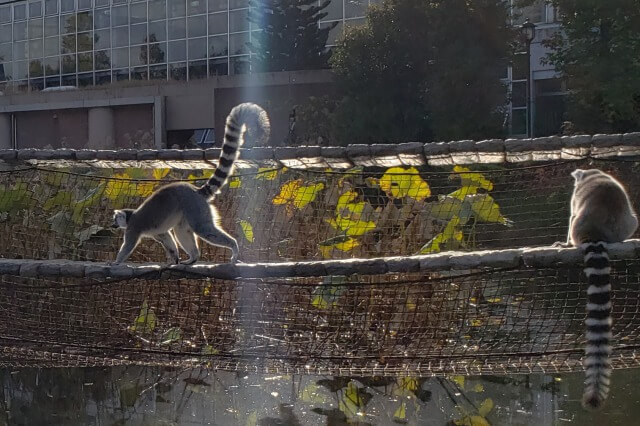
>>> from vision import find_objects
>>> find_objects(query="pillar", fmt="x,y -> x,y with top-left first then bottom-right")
0,113 -> 12,149
87,107 -> 115,149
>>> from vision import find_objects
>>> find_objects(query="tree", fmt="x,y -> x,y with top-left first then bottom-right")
543,0 -> 640,133
326,0 -> 514,144
247,0 -> 337,72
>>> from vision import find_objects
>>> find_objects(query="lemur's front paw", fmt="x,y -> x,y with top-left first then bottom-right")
552,241 -> 570,248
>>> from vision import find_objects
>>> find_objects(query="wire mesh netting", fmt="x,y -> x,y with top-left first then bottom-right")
0,158 -> 639,373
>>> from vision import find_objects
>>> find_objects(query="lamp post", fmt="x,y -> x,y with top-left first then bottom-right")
521,19 -> 536,137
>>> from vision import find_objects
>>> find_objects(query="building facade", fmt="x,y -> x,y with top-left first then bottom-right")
0,0 -> 564,148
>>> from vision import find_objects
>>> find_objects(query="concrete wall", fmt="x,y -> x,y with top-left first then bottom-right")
0,70 -> 335,149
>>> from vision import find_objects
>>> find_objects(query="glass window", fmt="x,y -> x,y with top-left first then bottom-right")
29,18 -> 44,39
188,0 -> 206,15
14,4 -> 27,21
511,108 -> 527,135
113,68 -> 128,81
77,31 -> 92,51
168,39 -> 186,61
168,0 -> 185,18
149,21 -> 166,41
209,34 -> 227,57
0,6 -> 10,23
60,14 -> 76,34
150,64 -> 166,79
131,66 -> 148,80
77,51 -> 92,71
324,0 -> 342,20
61,74 -> 76,85
45,75 -> 61,86
94,49 -> 110,69
149,0 -> 167,21
44,56 -> 59,73
77,11 -> 92,31
208,0 -> 226,12
95,0 -> 109,7
29,1 -> 43,18
77,0 -> 91,10
188,37 -> 206,59
14,61 -> 29,79
112,26 -> 128,47
229,0 -> 246,8
95,8 -> 110,29
14,22 -> 28,41
130,23 -> 147,45
0,24 -> 9,43
29,39 -> 43,57
44,0 -> 58,15
511,81 -> 526,107
229,9 -> 247,32
13,41 -> 29,61
95,70 -> 110,84
130,2 -> 147,24
94,28 -> 110,48
188,59 -> 206,79
44,16 -> 58,36
78,72 -> 93,86
44,36 -> 59,56
29,60 -> 44,77
60,0 -> 74,13
229,32 -> 248,55
188,15 -> 206,37
61,34 -> 75,53
30,77 -> 45,90
208,12 -> 227,35
148,42 -> 166,63
168,18 -> 185,39
112,46 -> 128,67
0,63 -> 10,81
0,42 -> 11,62
131,45 -> 147,65
111,5 -> 128,27
230,55 -> 248,74
169,61 -> 186,80
322,20 -> 342,45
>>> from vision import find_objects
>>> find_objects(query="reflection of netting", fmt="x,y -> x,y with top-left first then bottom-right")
1,157 -> 640,373
1,260 -> 639,374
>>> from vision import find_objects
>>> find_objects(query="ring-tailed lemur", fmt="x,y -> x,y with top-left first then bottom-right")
562,169 -> 637,410
111,102 -> 270,265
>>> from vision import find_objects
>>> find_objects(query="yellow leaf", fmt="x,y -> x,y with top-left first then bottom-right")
201,344 -> 219,355
272,179 -> 302,205
319,235 -> 360,254
468,194 -> 513,226
452,166 -> 494,191
486,297 -> 501,303
393,401 -> 407,421
300,383 -> 328,404
428,196 -> 466,221
136,182 -> 157,197
239,220 -> 254,243
379,167 -> 431,200
478,398 -> 494,417
325,217 -> 376,236
449,185 -> 479,200
337,190 -> 359,211
105,174 -> 137,200
188,170 -> 214,182
129,300 -> 156,333
152,168 -> 170,180
334,238 -> 360,252
418,217 -> 461,254
398,377 -> 418,392
245,411 -> 258,426
256,167 -> 279,180
339,381 -> 365,417
228,177 -> 241,188
203,283 -> 211,296
470,319 -> 483,327
454,415 -> 490,426
292,182 -> 325,209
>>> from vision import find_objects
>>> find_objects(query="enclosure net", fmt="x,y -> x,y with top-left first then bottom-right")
0,157 -> 639,374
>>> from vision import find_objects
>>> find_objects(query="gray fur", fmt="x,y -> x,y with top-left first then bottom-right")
564,168 -> 637,410
112,103 -> 270,265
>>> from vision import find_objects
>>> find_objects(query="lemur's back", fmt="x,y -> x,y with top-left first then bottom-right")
130,183 -> 212,234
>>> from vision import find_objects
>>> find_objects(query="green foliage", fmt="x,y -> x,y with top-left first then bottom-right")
543,0 -> 640,133
320,0 -> 514,144
248,0 -> 337,72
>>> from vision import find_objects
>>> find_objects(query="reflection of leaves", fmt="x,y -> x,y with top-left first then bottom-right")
119,383 -> 142,408
300,382 -> 329,404
152,168 -> 170,180
0,181 -> 33,213
317,377 -> 351,393
338,381 -> 373,419
255,167 -> 279,180
311,276 -> 346,308
74,225 -> 103,245
393,401 -> 408,424
159,327 -> 181,345
418,217 -> 463,254
201,344 -> 219,355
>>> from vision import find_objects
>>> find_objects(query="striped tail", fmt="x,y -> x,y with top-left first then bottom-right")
582,241 -> 612,410
198,103 -> 270,198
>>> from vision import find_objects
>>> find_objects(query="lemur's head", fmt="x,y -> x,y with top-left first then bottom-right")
112,209 -> 134,229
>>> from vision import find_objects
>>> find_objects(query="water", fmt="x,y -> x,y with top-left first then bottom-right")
1,367 -> 639,425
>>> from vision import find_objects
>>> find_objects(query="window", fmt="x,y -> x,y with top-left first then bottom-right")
131,45 -> 147,65
29,18 -> 44,39
44,36 -> 60,56
45,0 -> 58,15
77,11 -> 92,31
14,4 -> 27,21
14,41 -> 28,60
94,49 -> 110,69
229,31 -> 248,55
29,1 -> 43,18
168,39 -> 186,61
44,16 -> 58,36
169,61 -> 186,80
61,53 -> 75,73
29,39 -> 44,57
130,23 -> 147,44
95,8 -> 110,29
78,0 -> 91,10
94,28 -> 110,49
112,47 -> 129,67
60,14 -> 76,34
77,31 -> 92,51
130,2 -> 147,24
149,21 -> 167,41
60,0 -> 74,13
188,37 -> 206,59
112,26 -> 129,47
77,51 -> 92,71
188,0 -> 206,15
148,42 -> 166,63
229,9 -> 247,32
44,56 -> 59,73
188,60 -> 207,79
208,12 -> 227,35
169,0 -> 186,18
209,34 -> 227,57
323,0 -> 342,21
188,15 -> 206,37
168,18 -> 186,39
0,6 -> 10,23
149,0 -> 167,21
511,81 -> 526,107
14,22 -> 28,41
111,5 -> 128,27
0,24 -> 10,43
208,0 -> 227,13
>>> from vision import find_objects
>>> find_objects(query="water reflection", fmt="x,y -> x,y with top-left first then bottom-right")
1,367 -> 639,424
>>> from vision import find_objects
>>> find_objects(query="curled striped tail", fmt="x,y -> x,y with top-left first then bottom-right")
198,103 -> 270,198
582,241 -> 612,410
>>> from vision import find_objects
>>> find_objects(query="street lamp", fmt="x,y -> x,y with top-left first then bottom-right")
521,19 -> 536,137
